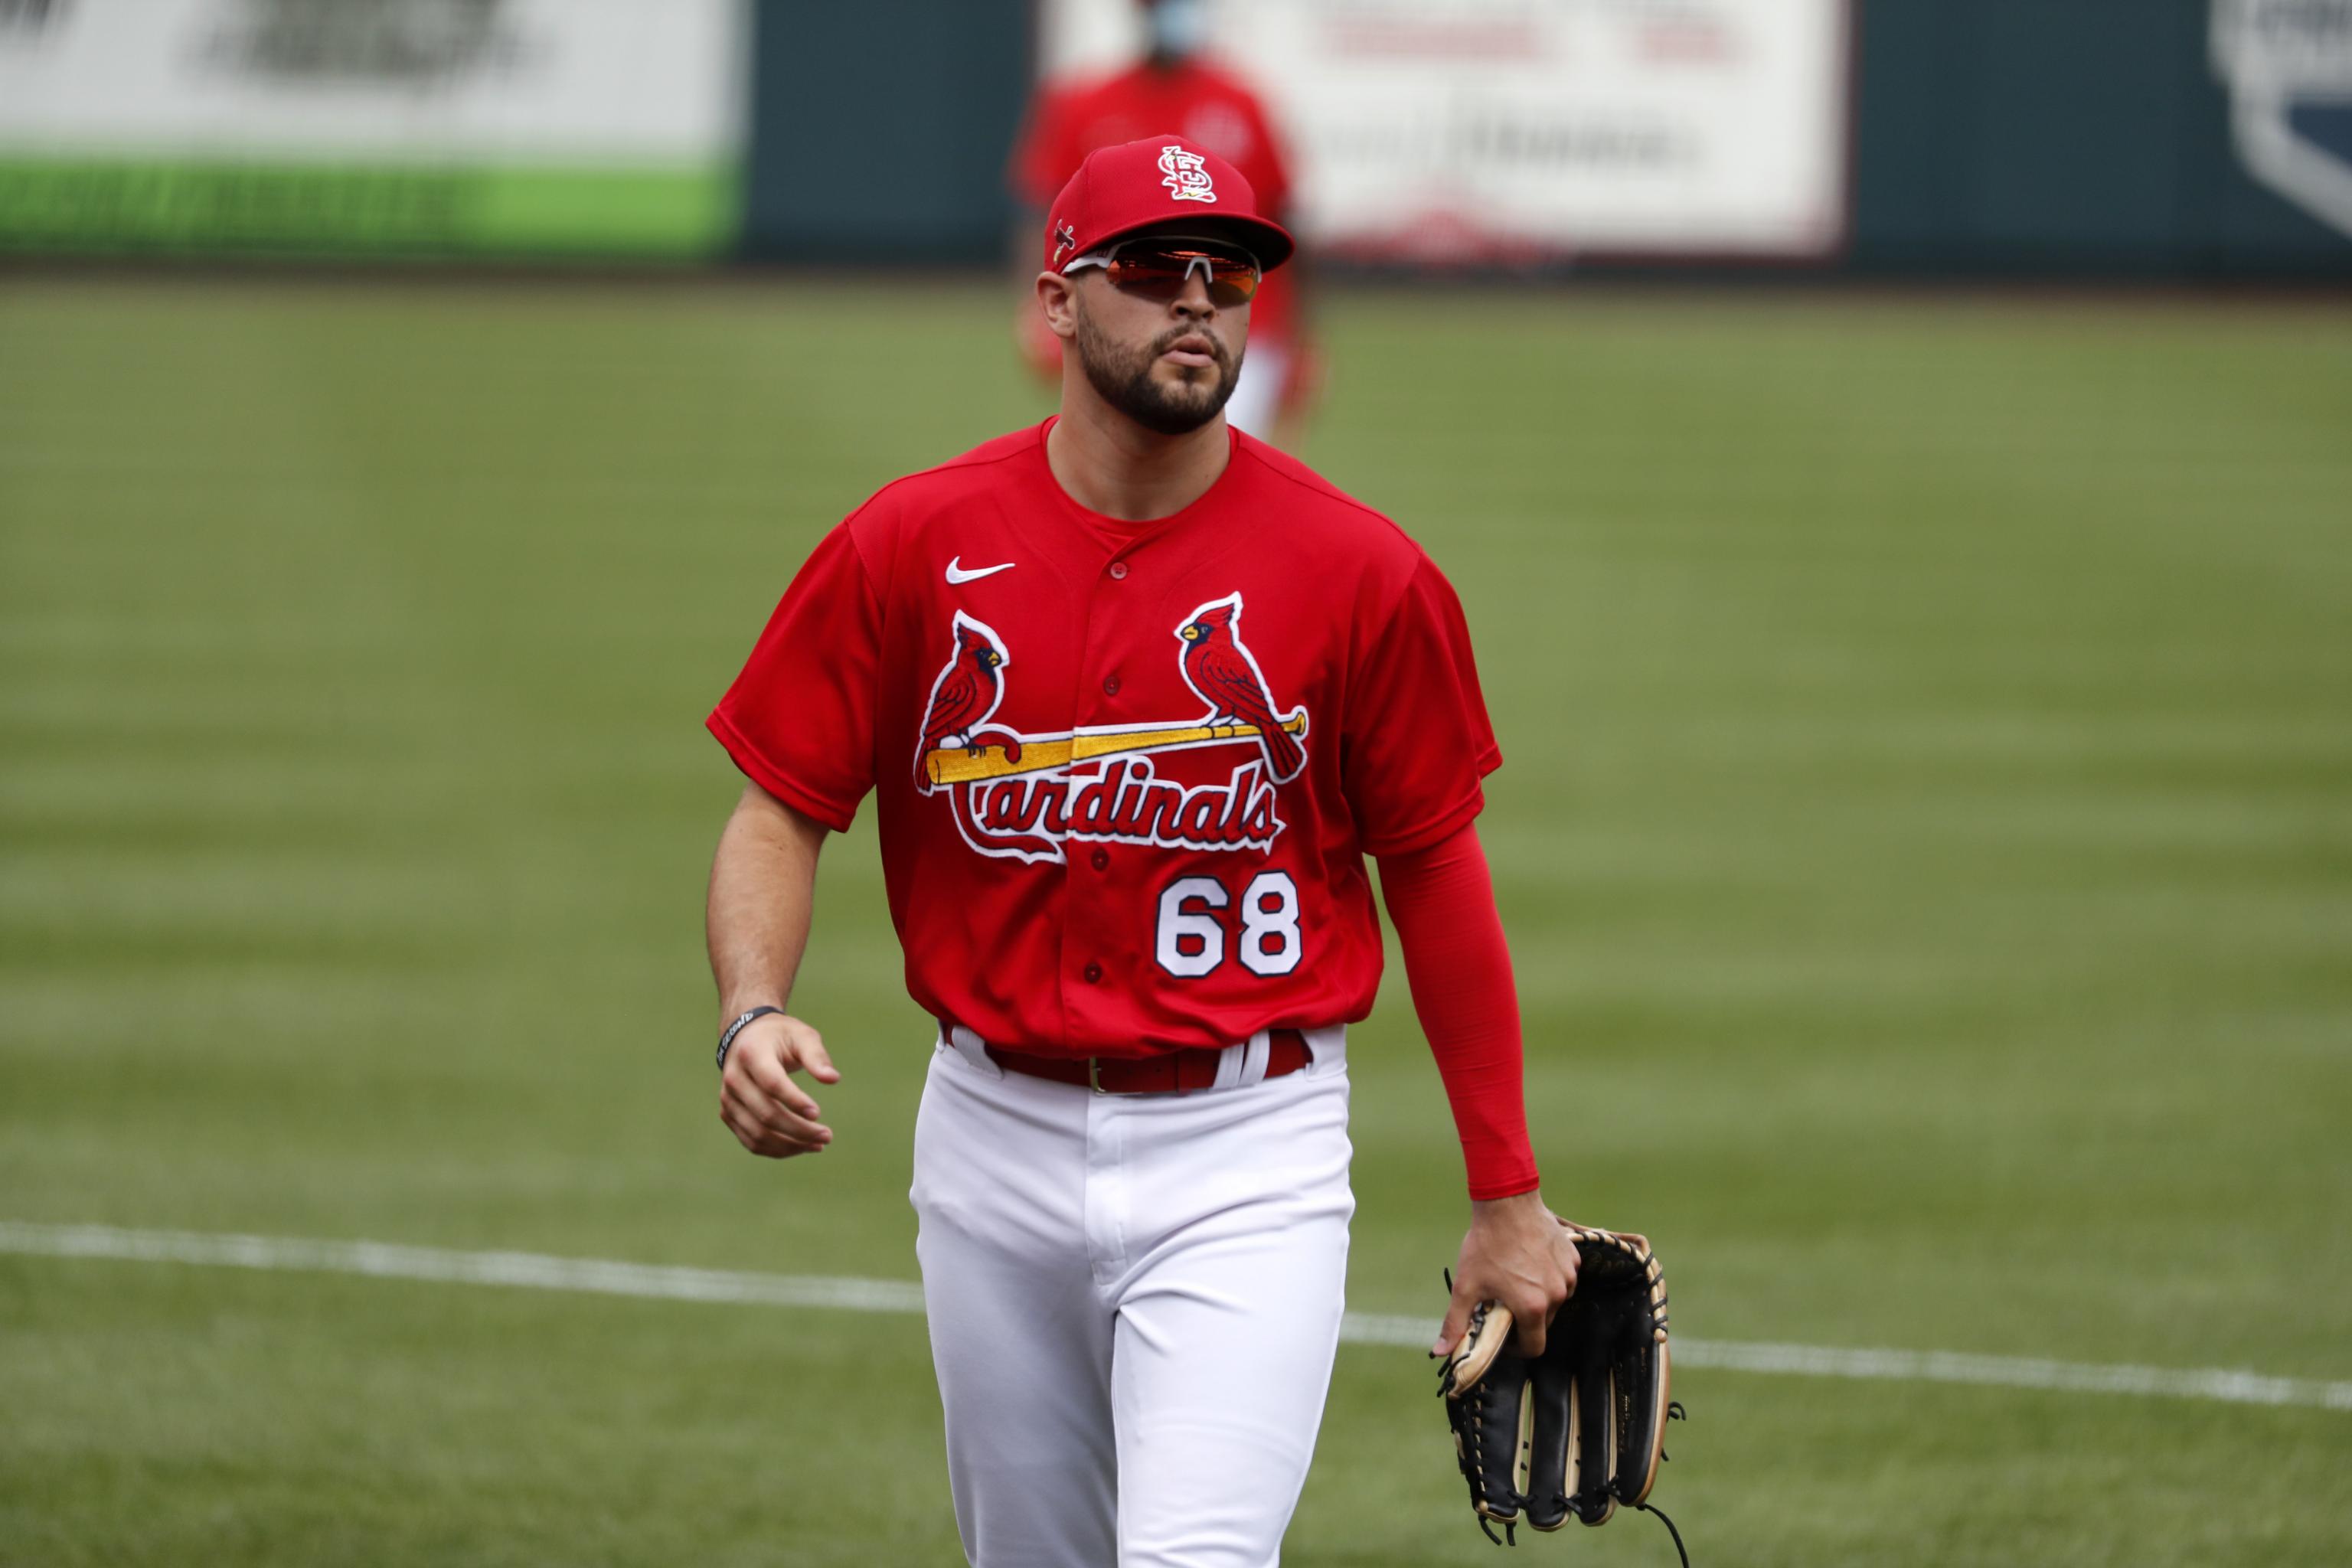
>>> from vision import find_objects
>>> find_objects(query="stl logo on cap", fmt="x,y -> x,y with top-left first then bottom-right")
1158,145 -> 1217,204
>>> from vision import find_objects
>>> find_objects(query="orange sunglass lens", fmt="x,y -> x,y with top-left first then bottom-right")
1106,249 -> 1260,304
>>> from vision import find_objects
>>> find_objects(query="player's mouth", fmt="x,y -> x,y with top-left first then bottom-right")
1160,332 -> 1221,369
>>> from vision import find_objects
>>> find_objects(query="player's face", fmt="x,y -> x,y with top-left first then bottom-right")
1069,249 -> 1249,436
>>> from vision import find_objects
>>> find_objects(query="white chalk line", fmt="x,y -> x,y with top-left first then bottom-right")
6,1221 -> 2347,1413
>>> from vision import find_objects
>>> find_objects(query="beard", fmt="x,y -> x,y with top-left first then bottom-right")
1073,302 -> 1241,435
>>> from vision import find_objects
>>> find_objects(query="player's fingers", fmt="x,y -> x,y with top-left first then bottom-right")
739,1036 -> 826,1122
718,1097 -> 818,1158
723,1082 -> 831,1148
779,1018 -> 840,1085
720,1097 -> 823,1159
719,1099 -> 760,1152
1507,1283 -> 1558,1358
1432,1291 -> 1475,1357
1544,1229 -> 1581,1302
727,1088 -> 830,1150
755,1130 -> 826,1158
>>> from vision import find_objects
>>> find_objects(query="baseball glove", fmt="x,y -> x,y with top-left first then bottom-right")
1436,1223 -> 1687,1561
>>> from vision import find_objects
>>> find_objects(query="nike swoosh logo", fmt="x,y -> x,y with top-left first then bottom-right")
946,557 -> 1016,584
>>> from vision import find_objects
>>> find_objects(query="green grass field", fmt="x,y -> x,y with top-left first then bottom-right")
2,277 -> 2349,1566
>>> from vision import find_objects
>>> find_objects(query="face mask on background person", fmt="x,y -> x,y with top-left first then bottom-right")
1147,0 -> 1211,60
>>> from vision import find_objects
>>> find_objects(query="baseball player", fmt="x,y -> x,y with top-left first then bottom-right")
705,135 -> 1576,1568
1008,0 -> 1318,445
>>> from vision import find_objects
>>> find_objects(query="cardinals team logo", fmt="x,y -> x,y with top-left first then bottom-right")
1174,594 -> 1306,784
913,592 -> 1306,864
1158,145 -> 1218,204
913,611 -> 1024,787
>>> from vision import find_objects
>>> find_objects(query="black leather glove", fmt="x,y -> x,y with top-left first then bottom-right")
1437,1223 -> 1687,1560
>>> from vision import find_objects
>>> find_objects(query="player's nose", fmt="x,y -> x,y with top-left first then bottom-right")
1170,270 -> 1217,317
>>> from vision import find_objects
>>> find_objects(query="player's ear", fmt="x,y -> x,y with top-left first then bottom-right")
1037,272 -> 1080,341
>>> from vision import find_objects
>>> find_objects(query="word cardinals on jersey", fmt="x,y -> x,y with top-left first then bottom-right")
709,420 -> 1499,1060
913,596 -> 1302,860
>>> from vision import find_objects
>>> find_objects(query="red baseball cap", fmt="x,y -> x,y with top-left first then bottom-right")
1044,134 -> 1295,276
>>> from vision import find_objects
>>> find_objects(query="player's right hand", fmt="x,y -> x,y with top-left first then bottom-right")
718,1013 -> 839,1158
1435,1191 -> 1578,1360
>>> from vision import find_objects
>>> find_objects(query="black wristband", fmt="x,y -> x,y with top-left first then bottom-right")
717,1006 -> 786,1071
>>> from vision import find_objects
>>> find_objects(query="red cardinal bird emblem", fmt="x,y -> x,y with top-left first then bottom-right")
915,611 -> 1021,791
1175,593 -> 1308,784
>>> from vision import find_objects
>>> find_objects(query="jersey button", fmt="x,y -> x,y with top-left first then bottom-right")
1089,848 -> 1109,871
1102,673 -> 1121,695
1083,962 -> 1103,984
1108,561 -> 1129,580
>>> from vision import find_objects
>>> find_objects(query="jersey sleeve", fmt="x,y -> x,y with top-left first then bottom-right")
1377,822 -> 1541,1200
1341,551 -> 1502,858
706,519 -> 881,832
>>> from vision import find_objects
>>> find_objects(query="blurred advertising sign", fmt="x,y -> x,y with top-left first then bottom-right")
1039,0 -> 1851,262
2213,0 -> 2352,239
0,0 -> 746,258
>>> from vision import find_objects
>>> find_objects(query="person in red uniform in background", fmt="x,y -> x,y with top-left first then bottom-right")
1010,0 -> 1320,447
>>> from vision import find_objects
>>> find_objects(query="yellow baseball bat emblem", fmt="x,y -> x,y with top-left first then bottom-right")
921,714 -> 1308,788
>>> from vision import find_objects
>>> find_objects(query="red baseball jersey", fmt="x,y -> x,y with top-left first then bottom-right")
1011,57 -> 1302,346
708,421 -> 1500,1059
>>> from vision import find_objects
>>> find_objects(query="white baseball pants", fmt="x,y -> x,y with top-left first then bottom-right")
910,1021 -> 1354,1568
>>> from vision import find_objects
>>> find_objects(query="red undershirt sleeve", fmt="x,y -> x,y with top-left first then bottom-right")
1375,820 -> 1541,1201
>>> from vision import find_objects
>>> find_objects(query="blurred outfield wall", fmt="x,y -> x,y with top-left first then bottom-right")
0,0 -> 751,260
2,0 -> 2348,279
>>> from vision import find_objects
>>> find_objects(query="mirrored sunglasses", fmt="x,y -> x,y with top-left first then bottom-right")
1063,237 -> 1263,306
